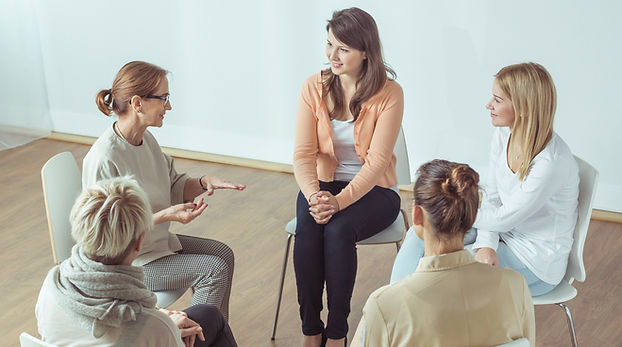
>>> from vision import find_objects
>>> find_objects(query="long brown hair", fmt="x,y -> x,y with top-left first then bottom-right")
495,62 -> 556,180
414,160 -> 480,238
322,7 -> 396,121
95,61 -> 167,116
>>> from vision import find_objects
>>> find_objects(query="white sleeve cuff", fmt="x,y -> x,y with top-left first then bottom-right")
472,230 -> 500,251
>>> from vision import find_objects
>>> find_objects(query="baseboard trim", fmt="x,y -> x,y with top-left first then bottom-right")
45,131 -> 622,223
47,132 -> 94,145
591,209 -> 622,224
162,147 -> 293,174
47,131 -> 293,173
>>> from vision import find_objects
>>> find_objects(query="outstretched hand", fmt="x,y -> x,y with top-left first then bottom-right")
200,176 -> 246,196
156,197 -> 208,225
308,191 -> 339,224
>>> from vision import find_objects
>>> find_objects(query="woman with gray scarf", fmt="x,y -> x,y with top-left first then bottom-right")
35,176 -> 237,347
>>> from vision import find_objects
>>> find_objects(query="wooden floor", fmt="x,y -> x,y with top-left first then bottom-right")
1,138 -> 621,347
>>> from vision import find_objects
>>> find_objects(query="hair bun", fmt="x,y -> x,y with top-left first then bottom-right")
413,159 -> 481,236
440,177 -> 458,199
449,165 -> 479,198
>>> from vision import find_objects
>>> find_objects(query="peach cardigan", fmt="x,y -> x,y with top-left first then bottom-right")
293,72 -> 404,210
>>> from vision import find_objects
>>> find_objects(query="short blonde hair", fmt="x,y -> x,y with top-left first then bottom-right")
495,62 -> 556,180
70,176 -> 152,264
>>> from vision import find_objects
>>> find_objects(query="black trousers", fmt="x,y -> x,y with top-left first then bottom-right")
293,181 -> 400,339
184,304 -> 238,347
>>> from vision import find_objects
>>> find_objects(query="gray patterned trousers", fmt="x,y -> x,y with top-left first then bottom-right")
143,234 -> 234,321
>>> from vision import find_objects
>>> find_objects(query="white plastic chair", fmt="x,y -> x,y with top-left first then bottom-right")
41,152 -> 186,308
19,332 -> 57,347
270,127 -> 411,340
531,156 -> 598,347
495,337 -> 530,347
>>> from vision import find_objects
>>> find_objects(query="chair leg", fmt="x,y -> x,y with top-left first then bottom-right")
396,208 -> 410,251
271,234 -> 293,340
558,303 -> 578,347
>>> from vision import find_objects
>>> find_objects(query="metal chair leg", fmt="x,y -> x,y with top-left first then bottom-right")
271,234 -> 293,340
397,208 -> 410,251
558,303 -> 578,347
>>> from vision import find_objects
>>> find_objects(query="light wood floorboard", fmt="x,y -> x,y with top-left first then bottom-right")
0,138 -> 620,346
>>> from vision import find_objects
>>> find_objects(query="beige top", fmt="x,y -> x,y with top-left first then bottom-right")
363,250 -> 535,347
82,124 -> 188,266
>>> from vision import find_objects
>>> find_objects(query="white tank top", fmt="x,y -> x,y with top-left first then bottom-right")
331,119 -> 362,181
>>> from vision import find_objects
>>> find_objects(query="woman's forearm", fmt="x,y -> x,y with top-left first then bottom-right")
153,209 -> 170,225
183,176 -> 204,202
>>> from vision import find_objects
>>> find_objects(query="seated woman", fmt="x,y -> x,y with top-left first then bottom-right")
355,159 -> 534,346
35,176 -> 237,347
391,63 -> 579,296
293,7 -> 403,347
85,61 -> 246,320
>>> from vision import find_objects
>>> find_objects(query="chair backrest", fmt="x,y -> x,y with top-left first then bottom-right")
41,152 -> 81,264
19,332 -> 57,347
494,337 -> 530,347
394,127 -> 411,186
565,155 -> 599,283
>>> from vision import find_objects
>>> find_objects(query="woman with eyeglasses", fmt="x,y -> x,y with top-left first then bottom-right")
83,61 -> 245,320
293,8 -> 403,347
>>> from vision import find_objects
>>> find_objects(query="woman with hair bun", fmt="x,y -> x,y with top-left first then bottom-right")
391,63 -> 579,297
356,160 -> 534,347
292,7 -> 403,347
84,61 -> 245,320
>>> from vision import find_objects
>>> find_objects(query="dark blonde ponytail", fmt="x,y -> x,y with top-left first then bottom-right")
95,89 -> 114,116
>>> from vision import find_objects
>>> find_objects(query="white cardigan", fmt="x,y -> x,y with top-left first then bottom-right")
472,127 -> 579,285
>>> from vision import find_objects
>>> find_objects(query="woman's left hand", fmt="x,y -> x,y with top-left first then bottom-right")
309,191 -> 339,224
167,311 -> 206,347
200,176 -> 246,196
475,247 -> 499,267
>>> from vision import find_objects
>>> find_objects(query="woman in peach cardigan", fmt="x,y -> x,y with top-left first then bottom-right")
292,7 -> 403,347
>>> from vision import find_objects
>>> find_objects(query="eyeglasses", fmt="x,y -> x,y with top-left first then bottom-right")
144,94 -> 170,106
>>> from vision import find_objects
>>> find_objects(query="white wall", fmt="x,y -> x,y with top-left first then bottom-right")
5,0 -> 621,212
0,0 -> 51,136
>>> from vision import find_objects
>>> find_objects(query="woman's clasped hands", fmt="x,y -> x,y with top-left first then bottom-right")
160,308 -> 206,347
308,191 -> 340,224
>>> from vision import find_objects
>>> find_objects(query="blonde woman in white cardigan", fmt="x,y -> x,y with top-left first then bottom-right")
391,63 -> 579,296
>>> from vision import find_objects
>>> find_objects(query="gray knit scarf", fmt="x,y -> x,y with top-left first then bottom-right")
49,245 -> 157,338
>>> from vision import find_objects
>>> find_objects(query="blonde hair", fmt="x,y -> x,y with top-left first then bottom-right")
495,62 -> 556,180
70,176 -> 152,264
95,61 -> 168,117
